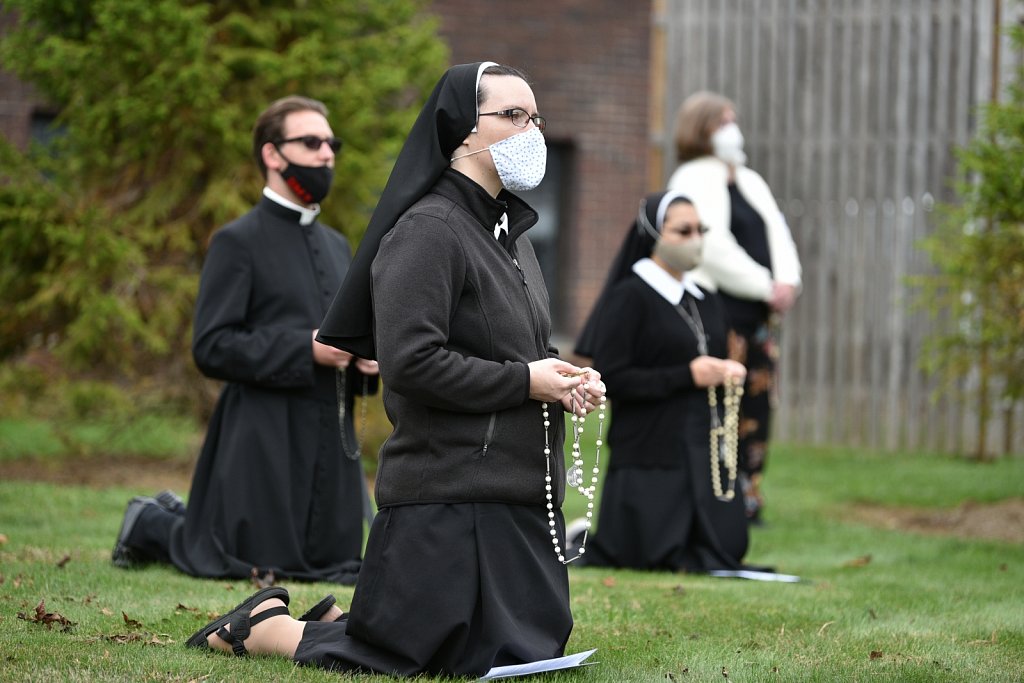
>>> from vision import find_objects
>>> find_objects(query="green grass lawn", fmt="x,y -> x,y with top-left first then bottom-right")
1,438 -> 1022,682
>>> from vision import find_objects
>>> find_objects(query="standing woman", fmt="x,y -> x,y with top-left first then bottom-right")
184,62 -> 605,678
667,92 -> 802,524
574,191 -> 748,572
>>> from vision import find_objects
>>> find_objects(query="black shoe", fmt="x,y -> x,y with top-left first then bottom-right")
111,496 -> 157,568
299,594 -> 340,622
154,489 -> 186,516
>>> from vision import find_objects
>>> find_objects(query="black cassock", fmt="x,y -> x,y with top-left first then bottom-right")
167,195 -> 369,584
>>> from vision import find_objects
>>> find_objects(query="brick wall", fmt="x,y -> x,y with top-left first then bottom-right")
428,0 -> 652,345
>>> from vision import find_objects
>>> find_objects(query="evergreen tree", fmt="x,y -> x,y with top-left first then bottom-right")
0,0 -> 448,401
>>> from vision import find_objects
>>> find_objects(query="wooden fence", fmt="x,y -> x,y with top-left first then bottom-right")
652,0 -> 1023,455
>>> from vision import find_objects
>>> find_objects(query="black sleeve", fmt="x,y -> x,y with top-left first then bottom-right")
590,284 -> 695,401
192,229 -> 314,387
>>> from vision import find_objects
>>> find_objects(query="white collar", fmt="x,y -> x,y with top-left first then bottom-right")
263,186 -> 321,226
632,258 -> 705,304
493,212 -> 508,239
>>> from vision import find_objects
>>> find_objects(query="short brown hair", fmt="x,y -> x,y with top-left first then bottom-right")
252,96 -> 329,179
672,91 -> 734,163
477,64 -> 531,108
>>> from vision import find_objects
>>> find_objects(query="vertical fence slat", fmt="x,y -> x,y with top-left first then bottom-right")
660,0 -> 1021,455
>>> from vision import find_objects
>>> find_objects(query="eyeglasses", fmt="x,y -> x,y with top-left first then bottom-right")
276,135 -> 343,153
478,108 -> 547,132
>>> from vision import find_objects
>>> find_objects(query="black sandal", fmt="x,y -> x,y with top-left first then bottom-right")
185,586 -> 290,655
298,594 -> 337,622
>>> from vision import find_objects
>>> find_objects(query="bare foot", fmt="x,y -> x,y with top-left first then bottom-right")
320,605 -> 344,622
206,598 -> 303,657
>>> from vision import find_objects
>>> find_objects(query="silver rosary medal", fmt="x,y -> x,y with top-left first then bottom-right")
566,463 -> 584,488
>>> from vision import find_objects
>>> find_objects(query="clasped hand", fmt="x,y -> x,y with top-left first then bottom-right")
311,329 -> 380,375
689,356 -> 746,388
528,358 -> 606,417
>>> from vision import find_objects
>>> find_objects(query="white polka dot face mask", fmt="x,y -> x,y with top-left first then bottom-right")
489,127 -> 547,192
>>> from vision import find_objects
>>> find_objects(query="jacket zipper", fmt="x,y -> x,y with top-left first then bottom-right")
512,256 -> 547,357
479,248 -> 545,456
481,412 -> 497,457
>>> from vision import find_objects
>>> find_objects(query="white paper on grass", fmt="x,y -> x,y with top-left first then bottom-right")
706,569 -> 803,582
478,649 -> 598,680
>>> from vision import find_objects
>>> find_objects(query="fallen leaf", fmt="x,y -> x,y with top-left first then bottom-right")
870,650 -> 883,660
100,608 -> 113,616
175,603 -> 199,613
844,554 -> 872,567
55,554 -> 71,569
17,599 -> 76,632
122,612 -> 143,629
601,576 -> 616,587
0,533 -> 8,545
250,567 -> 277,589
721,666 -> 729,677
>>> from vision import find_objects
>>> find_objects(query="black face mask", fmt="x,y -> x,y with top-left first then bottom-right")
277,151 -> 334,204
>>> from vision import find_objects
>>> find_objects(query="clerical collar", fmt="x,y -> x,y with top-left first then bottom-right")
632,258 -> 705,304
263,186 -> 320,225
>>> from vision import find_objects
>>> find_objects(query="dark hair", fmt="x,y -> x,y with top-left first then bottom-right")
252,95 -> 329,179
477,64 -> 531,108
673,91 -> 734,163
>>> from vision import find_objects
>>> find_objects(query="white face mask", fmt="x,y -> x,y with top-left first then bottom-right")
711,122 -> 747,166
452,127 -> 547,192
654,237 -> 703,273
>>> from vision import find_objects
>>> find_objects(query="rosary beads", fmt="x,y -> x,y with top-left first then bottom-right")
542,381 -> 606,564
708,377 -> 743,501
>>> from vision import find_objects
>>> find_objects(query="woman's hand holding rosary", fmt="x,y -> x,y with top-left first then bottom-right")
689,356 -> 746,388
527,358 -> 605,416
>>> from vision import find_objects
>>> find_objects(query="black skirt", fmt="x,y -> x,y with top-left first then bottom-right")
579,466 -> 748,571
294,502 -> 573,677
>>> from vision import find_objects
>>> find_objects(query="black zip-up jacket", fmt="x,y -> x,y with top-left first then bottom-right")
371,169 -> 566,507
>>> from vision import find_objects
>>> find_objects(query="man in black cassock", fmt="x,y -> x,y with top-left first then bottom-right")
111,96 -> 378,584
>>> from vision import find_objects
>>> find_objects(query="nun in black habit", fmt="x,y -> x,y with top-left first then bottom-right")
183,62 -> 606,678
572,191 -> 750,572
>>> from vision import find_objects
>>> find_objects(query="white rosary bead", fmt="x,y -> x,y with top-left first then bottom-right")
543,384 -> 605,565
